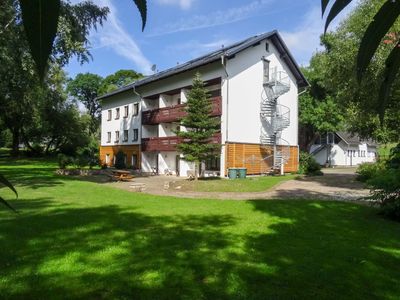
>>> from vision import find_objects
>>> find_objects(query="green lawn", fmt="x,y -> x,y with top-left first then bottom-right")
173,175 -> 298,192
0,158 -> 399,299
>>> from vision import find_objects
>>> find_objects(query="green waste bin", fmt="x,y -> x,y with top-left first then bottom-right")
237,168 -> 247,179
228,168 -> 238,179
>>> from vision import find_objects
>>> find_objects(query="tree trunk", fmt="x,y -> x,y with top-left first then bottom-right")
10,127 -> 20,157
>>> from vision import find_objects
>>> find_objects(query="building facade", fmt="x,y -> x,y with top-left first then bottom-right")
310,132 -> 378,167
99,31 -> 308,177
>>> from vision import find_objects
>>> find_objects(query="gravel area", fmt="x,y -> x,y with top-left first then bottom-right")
104,167 -> 371,202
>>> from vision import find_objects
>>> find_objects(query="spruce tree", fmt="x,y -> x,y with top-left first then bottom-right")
176,73 -> 221,179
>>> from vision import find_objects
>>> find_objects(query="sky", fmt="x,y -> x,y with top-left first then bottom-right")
65,0 -> 354,79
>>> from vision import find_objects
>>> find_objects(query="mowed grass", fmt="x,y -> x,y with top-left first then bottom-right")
0,158 -> 399,299
173,175 -> 297,192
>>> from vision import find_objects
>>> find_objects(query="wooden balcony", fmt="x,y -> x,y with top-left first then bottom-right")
142,96 -> 222,125
142,133 -> 221,152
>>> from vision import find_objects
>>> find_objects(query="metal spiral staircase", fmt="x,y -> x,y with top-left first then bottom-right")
260,70 -> 291,173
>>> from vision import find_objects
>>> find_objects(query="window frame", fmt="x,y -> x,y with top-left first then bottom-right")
124,105 -> 129,118
107,132 -> 111,143
123,130 -> 128,142
133,103 -> 139,116
115,130 -> 120,142
107,110 -> 112,121
132,128 -> 139,142
115,108 -> 120,120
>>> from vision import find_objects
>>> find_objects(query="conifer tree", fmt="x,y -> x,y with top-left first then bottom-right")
176,73 -> 221,179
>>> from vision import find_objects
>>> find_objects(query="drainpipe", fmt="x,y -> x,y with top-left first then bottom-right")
221,54 -> 229,143
133,85 -> 144,171
221,54 -> 229,177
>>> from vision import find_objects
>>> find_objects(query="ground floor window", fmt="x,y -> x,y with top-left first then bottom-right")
205,156 -> 220,171
105,154 -> 110,164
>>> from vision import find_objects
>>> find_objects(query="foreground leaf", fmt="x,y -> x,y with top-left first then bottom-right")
0,174 -> 18,212
19,0 -> 61,80
321,0 -> 331,17
324,0 -> 352,33
357,1 -> 400,81
133,0 -> 147,31
378,42 -> 400,123
0,174 -> 18,198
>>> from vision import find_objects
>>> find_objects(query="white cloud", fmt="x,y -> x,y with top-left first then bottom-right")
89,0 -> 152,74
165,38 -> 233,59
281,3 -> 357,66
156,0 -> 195,10
149,0 -> 274,36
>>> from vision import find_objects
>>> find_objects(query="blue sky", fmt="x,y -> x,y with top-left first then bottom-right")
66,0 -> 352,79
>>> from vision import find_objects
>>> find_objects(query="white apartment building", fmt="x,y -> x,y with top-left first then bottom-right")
98,31 -> 308,177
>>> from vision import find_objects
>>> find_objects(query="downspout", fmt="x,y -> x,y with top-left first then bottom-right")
221,54 -> 229,177
221,54 -> 229,142
133,85 -> 144,171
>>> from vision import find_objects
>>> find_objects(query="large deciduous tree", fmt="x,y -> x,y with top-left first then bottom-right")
67,73 -> 103,134
315,0 -> 400,143
322,0 -> 400,121
176,73 -> 221,180
0,0 -> 109,155
299,54 -> 345,151
99,69 -> 143,95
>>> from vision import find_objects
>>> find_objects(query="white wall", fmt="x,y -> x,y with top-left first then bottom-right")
101,91 -> 141,146
311,142 -> 377,166
224,39 -> 299,146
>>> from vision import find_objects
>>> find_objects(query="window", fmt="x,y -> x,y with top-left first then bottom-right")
133,103 -> 139,116
123,130 -> 128,142
115,108 -> 120,119
115,131 -> 120,142
105,154 -> 110,164
131,154 -> 138,169
353,150 -> 356,157
107,110 -> 112,121
124,105 -> 129,118
132,129 -> 139,141
107,132 -> 111,143
265,42 -> 269,52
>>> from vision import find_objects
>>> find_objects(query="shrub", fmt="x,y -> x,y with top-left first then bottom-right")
367,143 -> 400,221
57,153 -> 72,169
356,162 -> 384,182
367,169 -> 400,221
114,151 -> 126,169
299,152 -> 323,176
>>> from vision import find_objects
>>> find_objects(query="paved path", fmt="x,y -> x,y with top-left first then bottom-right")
106,167 -> 370,202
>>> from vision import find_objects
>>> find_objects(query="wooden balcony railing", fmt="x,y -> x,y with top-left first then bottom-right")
142,133 -> 221,152
142,96 -> 222,125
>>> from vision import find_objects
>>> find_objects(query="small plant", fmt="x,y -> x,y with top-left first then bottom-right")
114,151 -> 126,169
57,153 -> 72,169
299,152 -> 323,176
356,162 -> 384,182
367,143 -> 400,221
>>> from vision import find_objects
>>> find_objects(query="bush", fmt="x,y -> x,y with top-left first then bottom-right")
366,143 -> 400,221
114,151 -> 126,169
299,152 -> 323,176
57,153 -> 72,169
356,162 -> 384,182
367,169 -> 400,221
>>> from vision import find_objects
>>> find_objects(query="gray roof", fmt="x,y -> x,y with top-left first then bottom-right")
336,132 -> 377,146
98,30 -> 308,100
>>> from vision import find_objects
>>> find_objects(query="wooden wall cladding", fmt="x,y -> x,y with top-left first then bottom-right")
225,143 -> 299,175
99,145 -> 141,167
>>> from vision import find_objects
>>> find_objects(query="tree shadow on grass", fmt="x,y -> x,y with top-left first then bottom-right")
1,197 -> 399,299
247,200 -> 400,299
